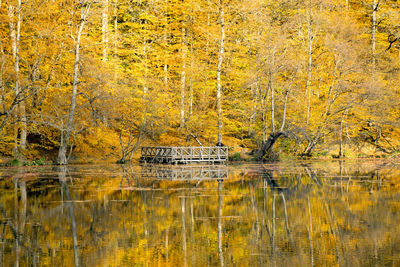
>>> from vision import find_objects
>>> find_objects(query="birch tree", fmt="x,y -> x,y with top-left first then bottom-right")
7,0 -> 27,156
58,0 -> 91,165
180,19 -> 187,128
102,0 -> 109,61
371,0 -> 379,74
216,0 -> 225,146
305,0 -> 313,125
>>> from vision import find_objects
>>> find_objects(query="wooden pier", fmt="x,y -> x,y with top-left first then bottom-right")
140,146 -> 228,164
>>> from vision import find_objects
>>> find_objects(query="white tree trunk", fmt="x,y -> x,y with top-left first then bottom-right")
189,34 -> 194,116
180,26 -> 187,127
163,0 -> 168,90
143,43 -> 148,94
102,0 -> 109,61
280,90 -> 289,132
114,0 -> 117,54
339,114 -> 344,158
248,82 -> 257,137
113,0 -> 118,81
261,84 -> 270,144
305,0 -> 313,125
8,0 -> 26,155
58,2 -> 91,164
216,0 -> 225,145
269,72 -> 275,134
371,0 -> 377,74
267,26 -> 275,134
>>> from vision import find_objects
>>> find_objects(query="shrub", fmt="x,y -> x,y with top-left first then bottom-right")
231,152 -> 242,161
23,158 -> 45,166
8,158 -> 21,166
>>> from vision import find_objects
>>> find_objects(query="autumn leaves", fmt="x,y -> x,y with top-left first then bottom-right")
0,0 -> 399,162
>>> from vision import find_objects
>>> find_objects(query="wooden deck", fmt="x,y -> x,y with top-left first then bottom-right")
141,165 -> 228,180
140,146 -> 228,164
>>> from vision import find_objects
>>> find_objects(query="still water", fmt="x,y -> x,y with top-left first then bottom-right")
1,160 -> 400,266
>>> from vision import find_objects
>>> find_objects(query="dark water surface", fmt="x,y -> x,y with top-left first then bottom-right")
1,160 -> 400,266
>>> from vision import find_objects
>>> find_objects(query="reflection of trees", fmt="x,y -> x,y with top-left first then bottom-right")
0,220 -> 4,264
1,162 -> 400,266
307,196 -> 314,267
14,177 -> 23,267
59,166 -> 79,267
218,179 -> 224,267
0,171 -> 27,267
261,166 -> 315,199
181,197 -> 187,267
254,163 -> 391,266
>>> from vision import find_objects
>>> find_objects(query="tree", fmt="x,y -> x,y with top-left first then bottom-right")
216,0 -> 225,146
7,0 -> 27,156
58,0 -> 91,165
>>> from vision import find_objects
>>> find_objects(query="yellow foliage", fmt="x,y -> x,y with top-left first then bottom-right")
0,0 -> 398,161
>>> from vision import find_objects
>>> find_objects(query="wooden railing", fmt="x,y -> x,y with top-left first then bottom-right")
140,146 -> 228,164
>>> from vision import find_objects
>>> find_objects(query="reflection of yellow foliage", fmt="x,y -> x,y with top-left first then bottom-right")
2,161 -> 400,266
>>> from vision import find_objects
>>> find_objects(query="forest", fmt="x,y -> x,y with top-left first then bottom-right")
0,0 -> 399,164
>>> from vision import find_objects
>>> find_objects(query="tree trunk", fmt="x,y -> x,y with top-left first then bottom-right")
189,32 -> 194,116
164,64 -> 168,90
216,0 -> 225,145
371,0 -> 378,74
248,82 -> 258,137
303,133 -> 321,156
141,3 -> 150,95
112,0 -> 118,82
163,0 -> 169,90
267,25 -> 275,134
102,0 -> 109,61
338,113 -> 344,158
8,0 -> 27,155
280,90 -> 289,132
128,130 -> 143,161
258,131 -> 286,160
0,39 -> 5,115
261,83 -> 270,144
305,0 -> 313,125
113,0 -> 118,56
58,3 -> 91,165
259,86 -> 288,160
143,43 -> 149,94
269,72 -> 275,134
180,25 -> 187,128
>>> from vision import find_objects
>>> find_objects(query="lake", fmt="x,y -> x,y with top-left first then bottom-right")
1,160 -> 400,266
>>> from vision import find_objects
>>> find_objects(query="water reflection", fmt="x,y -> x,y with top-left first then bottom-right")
140,164 -> 228,180
218,179 -> 224,267
0,161 -> 399,266
59,166 -> 79,267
